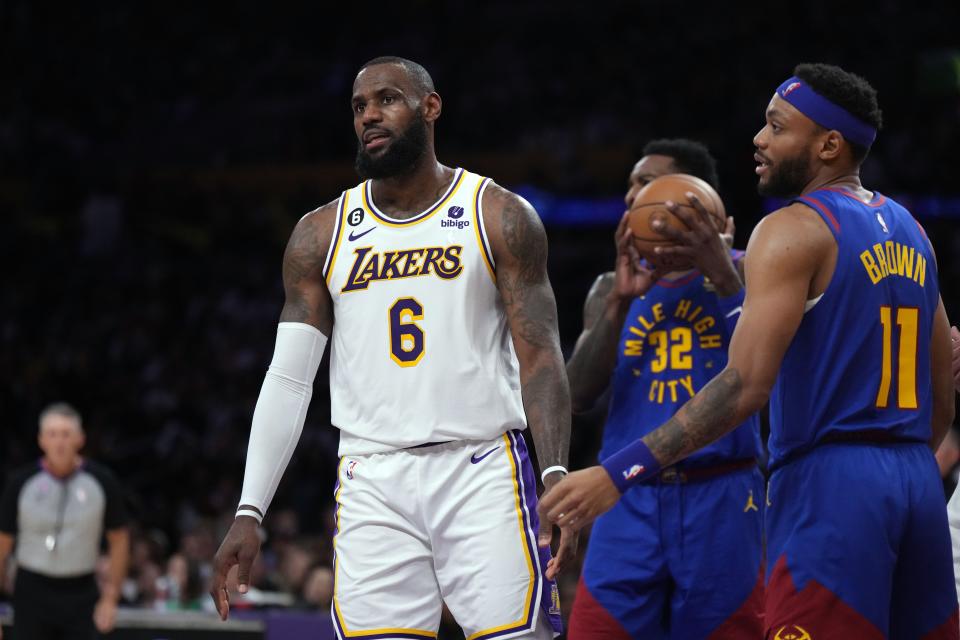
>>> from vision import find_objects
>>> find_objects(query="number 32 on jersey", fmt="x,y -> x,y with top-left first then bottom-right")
389,297 -> 425,367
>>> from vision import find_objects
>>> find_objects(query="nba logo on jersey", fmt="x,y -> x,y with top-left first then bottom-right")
345,460 -> 359,480
442,205 -> 470,229
876,211 -> 889,234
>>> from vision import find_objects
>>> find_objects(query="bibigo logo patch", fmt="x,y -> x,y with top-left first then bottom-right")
442,206 -> 470,229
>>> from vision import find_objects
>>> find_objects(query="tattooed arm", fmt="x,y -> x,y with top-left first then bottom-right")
484,184 -> 571,478
211,200 -> 338,619
482,183 -> 574,578
277,202 -> 339,333
566,273 -> 620,412
567,214 -> 662,412
540,203 -> 834,529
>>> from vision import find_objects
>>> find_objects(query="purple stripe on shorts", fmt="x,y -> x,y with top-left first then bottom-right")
510,431 -> 541,629
513,432 -> 564,635
472,431 -> 560,640
331,598 -> 346,639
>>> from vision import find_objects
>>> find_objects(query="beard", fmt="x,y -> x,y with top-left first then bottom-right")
355,113 -> 429,180
757,151 -> 813,198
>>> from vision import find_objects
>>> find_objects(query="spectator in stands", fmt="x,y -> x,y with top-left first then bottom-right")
298,562 -> 333,609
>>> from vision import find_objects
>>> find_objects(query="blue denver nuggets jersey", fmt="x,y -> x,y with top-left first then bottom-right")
768,188 -> 939,467
601,265 -> 762,466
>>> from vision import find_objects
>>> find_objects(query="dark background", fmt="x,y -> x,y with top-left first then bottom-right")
2,0 -> 960,624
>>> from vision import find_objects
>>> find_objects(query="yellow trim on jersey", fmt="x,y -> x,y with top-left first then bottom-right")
361,169 -> 466,227
465,434 -> 537,640
332,457 -> 438,639
325,191 -> 350,286
472,178 -> 496,283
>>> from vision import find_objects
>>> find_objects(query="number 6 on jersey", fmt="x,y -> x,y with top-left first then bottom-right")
389,298 -> 425,367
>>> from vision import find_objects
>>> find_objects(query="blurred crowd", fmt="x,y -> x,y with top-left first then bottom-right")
106,507 -> 336,614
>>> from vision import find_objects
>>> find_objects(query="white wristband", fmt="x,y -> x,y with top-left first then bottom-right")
541,465 -> 569,482
235,508 -> 263,523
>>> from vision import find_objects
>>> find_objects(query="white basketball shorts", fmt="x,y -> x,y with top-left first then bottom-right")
331,429 -> 563,639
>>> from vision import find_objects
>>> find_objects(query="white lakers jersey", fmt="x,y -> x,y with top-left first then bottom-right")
323,168 -> 526,456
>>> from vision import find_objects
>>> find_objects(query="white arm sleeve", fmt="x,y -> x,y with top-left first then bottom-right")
237,322 -> 327,522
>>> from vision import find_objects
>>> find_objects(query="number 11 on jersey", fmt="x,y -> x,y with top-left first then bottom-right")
389,298 -> 425,367
876,305 -> 918,409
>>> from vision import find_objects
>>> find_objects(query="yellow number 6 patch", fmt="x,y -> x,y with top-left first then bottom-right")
389,298 -> 425,367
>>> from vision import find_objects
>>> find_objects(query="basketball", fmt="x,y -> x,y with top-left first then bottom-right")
627,173 -> 726,271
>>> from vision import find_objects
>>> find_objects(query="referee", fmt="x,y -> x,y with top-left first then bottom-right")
0,403 -> 130,639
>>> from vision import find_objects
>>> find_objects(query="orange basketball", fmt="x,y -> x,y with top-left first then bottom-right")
627,174 -> 726,271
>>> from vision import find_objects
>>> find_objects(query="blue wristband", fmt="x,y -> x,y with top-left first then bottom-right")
716,288 -> 745,334
600,438 -> 661,494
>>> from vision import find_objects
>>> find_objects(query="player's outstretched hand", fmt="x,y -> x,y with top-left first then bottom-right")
614,211 -> 661,299
952,326 -> 960,393
538,467 -> 620,534
653,194 -> 741,296
538,472 -> 580,580
209,516 -> 261,621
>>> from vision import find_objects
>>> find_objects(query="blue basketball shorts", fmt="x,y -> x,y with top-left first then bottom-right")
570,465 -> 765,639
765,442 -> 959,640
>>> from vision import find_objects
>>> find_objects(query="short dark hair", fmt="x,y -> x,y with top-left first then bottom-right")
358,56 -> 435,97
39,402 -> 83,430
642,138 -> 720,189
793,63 -> 882,162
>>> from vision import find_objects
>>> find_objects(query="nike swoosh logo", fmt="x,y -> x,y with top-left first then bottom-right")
348,227 -> 374,242
470,446 -> 501,464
